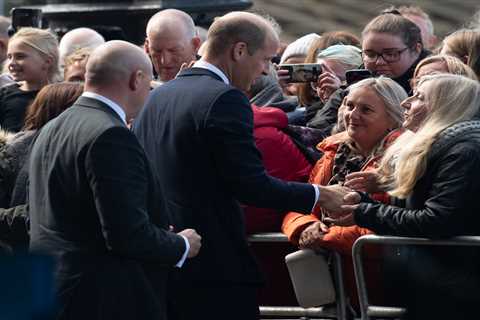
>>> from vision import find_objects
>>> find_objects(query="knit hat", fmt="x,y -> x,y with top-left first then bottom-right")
280,33 -> 321,64
316,44 -> 363,69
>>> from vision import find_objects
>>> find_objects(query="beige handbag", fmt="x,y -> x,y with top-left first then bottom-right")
285,249 -> 336,307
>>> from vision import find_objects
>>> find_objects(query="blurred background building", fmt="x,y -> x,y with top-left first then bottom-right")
1,0 -> 480,44
251,0 -> 480,42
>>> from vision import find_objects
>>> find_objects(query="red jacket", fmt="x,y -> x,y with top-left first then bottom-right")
243,106 -> 312,234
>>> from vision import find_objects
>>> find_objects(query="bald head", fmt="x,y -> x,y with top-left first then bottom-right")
205,11 -> 279,59
146,9 -> 196,40
86,40 -> 151,88
145,9 -> 200,81
59,28 -> 105,63
85,41 -> 153,120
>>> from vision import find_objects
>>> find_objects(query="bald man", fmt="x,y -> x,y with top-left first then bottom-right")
144,9 -> 201,82
134,12 -> 349,320
398,6 -> 438,50
28,40 -> 201,320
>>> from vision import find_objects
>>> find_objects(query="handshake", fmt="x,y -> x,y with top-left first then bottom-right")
315,184 -> 362,226
316,171 -> 381,225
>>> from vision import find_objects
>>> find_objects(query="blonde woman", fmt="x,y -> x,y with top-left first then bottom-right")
411,54 -> 478,89
333,74 -> 480,320
345,55 -> 478,190
0,27 -> 59,132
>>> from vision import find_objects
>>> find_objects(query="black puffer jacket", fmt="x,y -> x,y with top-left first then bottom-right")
354,120 -> 480,320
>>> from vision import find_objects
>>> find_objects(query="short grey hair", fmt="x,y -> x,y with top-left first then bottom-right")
316,44 -> 362,70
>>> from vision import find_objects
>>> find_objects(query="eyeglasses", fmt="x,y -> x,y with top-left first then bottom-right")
362,47 -> 410,63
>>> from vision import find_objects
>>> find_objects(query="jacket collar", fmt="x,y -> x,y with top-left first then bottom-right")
74,96 -> 126,126
393,49 -> 431,94
177,67 -> 224,83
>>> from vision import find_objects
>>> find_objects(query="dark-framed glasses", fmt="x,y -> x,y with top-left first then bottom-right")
362,47 -> 409,63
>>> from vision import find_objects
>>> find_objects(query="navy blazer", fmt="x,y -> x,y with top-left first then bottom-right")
134,67 -> 316,285
29,96 -> 185,320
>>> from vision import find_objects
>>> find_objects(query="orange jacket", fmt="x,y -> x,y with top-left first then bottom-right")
282,129 -> 403,254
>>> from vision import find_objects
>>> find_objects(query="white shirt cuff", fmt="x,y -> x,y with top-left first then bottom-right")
175,235 -> 190,268
311,184 -> 320,212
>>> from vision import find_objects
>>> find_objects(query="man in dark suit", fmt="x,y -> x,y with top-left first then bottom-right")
133,11 -> 350,320
28,40 -> 201,320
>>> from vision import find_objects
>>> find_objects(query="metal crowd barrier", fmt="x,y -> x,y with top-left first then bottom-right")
352,234 -> 480,320
248,232 -> 348,320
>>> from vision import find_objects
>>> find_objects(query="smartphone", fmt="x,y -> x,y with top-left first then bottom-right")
279,63 -> 323,83
9,8 -> 43,36
345,69 -> 372,86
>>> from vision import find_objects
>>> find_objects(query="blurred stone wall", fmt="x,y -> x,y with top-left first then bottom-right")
251,0 -> 480,42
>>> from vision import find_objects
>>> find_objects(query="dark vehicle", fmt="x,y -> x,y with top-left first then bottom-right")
8,0 -> 253,44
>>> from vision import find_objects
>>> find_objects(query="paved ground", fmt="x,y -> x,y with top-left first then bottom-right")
251,0 -> 480,42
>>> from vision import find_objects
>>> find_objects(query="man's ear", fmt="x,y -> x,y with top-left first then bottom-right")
414,42 -> 422,54
144,38 -> 150,55
129,70 -> 142,90
191,36 -> 201,53
232,42 -> 247,62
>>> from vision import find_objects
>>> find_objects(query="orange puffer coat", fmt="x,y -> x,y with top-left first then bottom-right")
281,128 -> 403,307
282,128 -> 403,250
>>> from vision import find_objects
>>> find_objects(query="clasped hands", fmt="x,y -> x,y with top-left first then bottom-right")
316,184 -> 361,226
299,172 -> 380,249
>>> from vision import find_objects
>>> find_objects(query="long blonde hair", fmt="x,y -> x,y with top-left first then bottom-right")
380,74 -> 480,198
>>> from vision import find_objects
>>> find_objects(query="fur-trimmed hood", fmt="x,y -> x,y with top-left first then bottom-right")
0,129 -> 14,147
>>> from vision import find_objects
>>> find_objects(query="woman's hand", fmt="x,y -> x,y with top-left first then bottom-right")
313,63 -> 342,103
298,221 -> 330,250
345,171 -> 383,193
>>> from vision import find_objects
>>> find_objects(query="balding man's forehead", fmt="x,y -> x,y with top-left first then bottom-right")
146,10 -> 196,39
147,20 -> 189,38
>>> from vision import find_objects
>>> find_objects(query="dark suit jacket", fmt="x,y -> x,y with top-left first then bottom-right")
28,96 -> 185,320
133,68 -> 315,286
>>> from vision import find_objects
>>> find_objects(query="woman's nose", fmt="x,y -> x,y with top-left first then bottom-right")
7,58 -> 16,67
348,107 -> 360,120
401,98 -> 411,109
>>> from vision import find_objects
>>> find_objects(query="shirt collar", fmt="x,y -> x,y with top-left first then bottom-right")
192,60 -> 230,85
82,91 -> 127,125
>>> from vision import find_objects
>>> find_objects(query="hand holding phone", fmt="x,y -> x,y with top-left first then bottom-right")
313,63 -> 344,102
